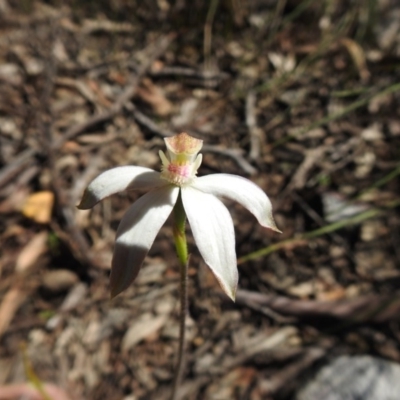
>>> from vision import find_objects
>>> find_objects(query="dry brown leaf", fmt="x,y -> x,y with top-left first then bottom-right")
21,191 -> 54,224
205,367 -> 257,399
121,313 -> 168,352
136,78 -> 173,116
0,187 -> 29,213
0,232 -> 48,337
0,287 -> 26,338
317,286 -> 346,302
340,37 -> 370,83
15,231 -> 48,273
41,269 -> 79,293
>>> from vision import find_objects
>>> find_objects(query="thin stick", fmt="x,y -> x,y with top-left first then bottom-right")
203,0 -> 219,74
170,257 -> 189,400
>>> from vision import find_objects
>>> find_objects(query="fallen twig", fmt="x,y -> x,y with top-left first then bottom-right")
235,289 -> 400,324
245,91 -> 264,161
203,145 -> 257,175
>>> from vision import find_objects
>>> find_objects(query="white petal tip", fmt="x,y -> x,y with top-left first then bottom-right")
213,272 -> 237,302
110,285 -> 123,299
77,190 -> 98,209
226,288 -> 237,302
109,257 -> 142,299
270,225 -> 282,234
260,214 -> 282,234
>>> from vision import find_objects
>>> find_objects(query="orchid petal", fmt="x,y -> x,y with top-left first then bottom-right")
110,186 -> 179,298
192,174 -> 281,232
78,166 -> 164,209
181,187 -> 238,301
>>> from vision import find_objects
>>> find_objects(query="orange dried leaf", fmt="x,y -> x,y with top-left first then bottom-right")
22,191 -> 54,224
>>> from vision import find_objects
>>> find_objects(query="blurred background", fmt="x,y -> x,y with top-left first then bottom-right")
1,0 -> 400,399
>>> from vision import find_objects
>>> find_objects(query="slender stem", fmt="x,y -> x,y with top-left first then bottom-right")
170,257 -> 189,400
170,192 -> 189,400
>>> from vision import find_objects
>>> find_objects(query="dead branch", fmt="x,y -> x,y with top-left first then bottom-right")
235,289 -> 400,324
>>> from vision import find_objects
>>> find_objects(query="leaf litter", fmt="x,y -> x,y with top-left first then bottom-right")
0,0 -> 400,399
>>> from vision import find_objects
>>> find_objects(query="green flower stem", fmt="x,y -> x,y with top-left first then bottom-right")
171,192 -> 189,400
173,192 -> 188,267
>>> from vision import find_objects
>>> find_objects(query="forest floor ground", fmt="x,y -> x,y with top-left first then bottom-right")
1,1 -> 400,399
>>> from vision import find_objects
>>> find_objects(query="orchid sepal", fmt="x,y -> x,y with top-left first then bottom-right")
77,166 -> 164,210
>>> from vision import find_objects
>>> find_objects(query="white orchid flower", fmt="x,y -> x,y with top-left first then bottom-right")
78,133 -> 280,300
